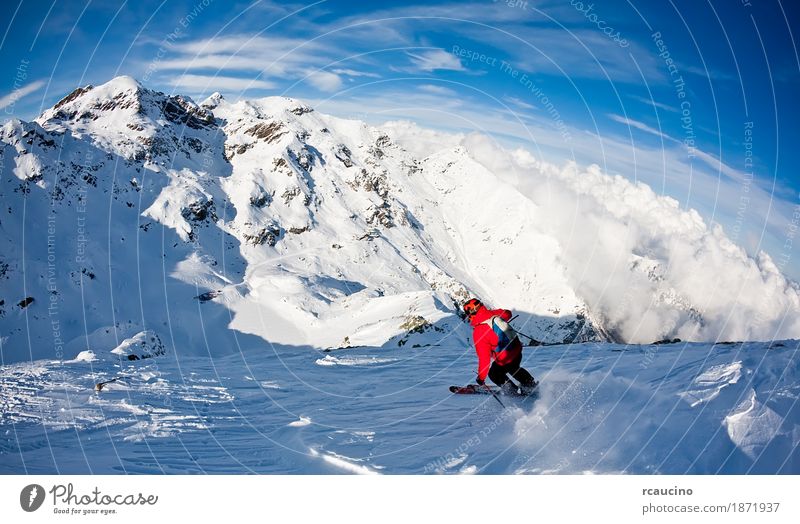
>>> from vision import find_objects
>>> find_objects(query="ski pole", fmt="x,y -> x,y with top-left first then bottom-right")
94,373 -> 131,392
476,374 -> 506,408
507,318 -> 542,346
484,384 -> 506,408
514,328 -> 542,346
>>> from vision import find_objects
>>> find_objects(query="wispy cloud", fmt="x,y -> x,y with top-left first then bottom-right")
417,84 -> 458,96
690,147 -> 753,186
682,64 -> 734,81
607,113 -> 672,141
628,94 -> 679,113
330,68 -> 380,79
149,35 -> 320,77
0,80 -> 45,110
456,26 -> 663,83
607,114 -> 754,186
404,50 -> 466,72
167,74 -> 275,92
146,33 -> 388,93
503,95 -> 538,111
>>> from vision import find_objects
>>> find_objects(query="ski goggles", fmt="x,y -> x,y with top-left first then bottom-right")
463,299 -> 482,317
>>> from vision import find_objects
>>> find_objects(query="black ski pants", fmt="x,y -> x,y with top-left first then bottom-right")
488,351 -> 535,387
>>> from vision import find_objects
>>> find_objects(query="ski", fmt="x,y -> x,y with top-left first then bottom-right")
449,384 -> 495,394
449,383 -> 538,396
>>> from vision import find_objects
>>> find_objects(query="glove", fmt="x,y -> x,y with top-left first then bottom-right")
476,377 -> 485,386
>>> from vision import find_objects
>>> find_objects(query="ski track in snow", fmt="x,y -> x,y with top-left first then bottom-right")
1,341 -> 797,474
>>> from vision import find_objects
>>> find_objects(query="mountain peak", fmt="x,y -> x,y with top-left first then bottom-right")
37,76 -> 215,139
201,91 -> 224,109
101,75 -> 142,92
50,76 -> 142,110
38,75 -> 147,126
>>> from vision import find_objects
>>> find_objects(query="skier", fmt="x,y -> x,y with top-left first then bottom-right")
463,298 -> 537,394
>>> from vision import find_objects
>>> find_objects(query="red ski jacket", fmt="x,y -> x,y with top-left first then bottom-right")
470,306 -> 522,382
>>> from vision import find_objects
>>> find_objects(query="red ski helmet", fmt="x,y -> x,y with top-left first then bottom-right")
463,298 -> 482,317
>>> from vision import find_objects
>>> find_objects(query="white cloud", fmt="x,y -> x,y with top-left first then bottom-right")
330,68 -> 380,78
417,84 -> 458,96
503,95 -> 538,111
0,80 -> 45,110
405,50 -> 466,72
307,71 -> 343,92
378,120 -> 464,158
460,135 -> 800,342
168,74 -> 275,92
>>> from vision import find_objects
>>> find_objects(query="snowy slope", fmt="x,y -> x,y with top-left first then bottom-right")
1,337 -> 797,473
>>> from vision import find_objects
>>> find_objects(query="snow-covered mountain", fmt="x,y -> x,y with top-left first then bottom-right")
0,76 -> 604,363
1,76 -> 798,365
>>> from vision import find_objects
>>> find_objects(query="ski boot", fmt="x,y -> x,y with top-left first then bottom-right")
500,381 -> 523,397
518,378 -> 538,396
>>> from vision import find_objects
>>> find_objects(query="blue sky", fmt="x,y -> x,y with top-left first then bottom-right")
1,0 -> 799,278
